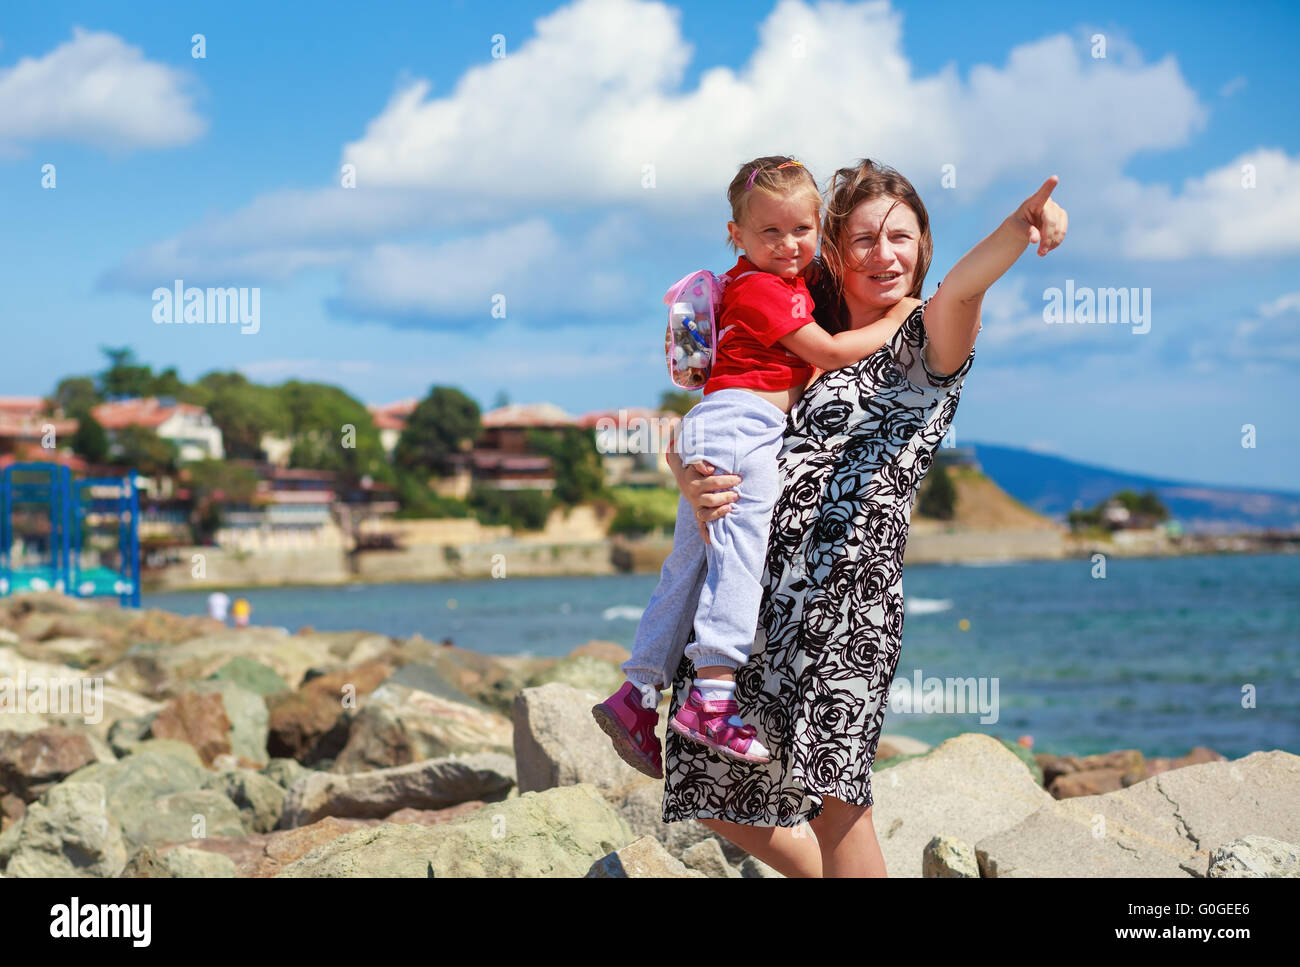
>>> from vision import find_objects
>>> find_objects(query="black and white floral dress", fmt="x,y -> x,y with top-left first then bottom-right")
661,297 -> 977,826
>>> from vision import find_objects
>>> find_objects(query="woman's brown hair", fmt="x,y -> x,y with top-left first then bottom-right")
817,159 -> 933,331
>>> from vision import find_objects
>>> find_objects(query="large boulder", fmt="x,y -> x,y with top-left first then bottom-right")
265,659 -> 394,765
121,844 -> 238,878
56,742 -> 246,852
207,657 -> 289,696
524,655 -> 624,697
279,753 -> 515,828
275,784 -> 631,877
976,750 -> 1300,877
868,733 -> 1054,878
0,647 -> 165,741
513,682 -> 635,795
1206,835 -> 1300,878
587,835 -> 706,878
0,726 -> 110,803
201,769 -> 287,834
103,627 -> 339,697
332,683 -> 514,772
1,781 -> 128,878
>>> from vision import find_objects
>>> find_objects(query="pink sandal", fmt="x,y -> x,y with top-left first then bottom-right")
668,687 -> 771,764
591,681 -> 664,779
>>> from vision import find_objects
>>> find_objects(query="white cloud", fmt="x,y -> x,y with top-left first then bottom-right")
0,26 -> 204,152
1121,149 -> 1300,258
327,215 -> 638,326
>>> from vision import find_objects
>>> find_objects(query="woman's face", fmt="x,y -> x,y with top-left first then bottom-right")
838,196 -> 920,311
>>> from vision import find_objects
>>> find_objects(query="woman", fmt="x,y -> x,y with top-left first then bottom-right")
660,158 -> 1067,877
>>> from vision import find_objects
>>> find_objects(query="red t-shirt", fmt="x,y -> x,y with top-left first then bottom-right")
703,256 -> 815,395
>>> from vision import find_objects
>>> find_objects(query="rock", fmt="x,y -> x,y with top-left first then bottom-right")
976,750 -> 1300,877
680,838 -> 742,878
1,793 -> 26,831
604,774 -> 718,859
104,627 -> 338,697
58,742 -> 247,852
525,655 -> 625,697
1206,835 -> 1300,878
261,758 -> 308,790
121,844 -> 238,878
1049,767 -> 1125,799
332,683 -> 514,773
413,641 -> 555,716
279,753 -> 515,827
207,657 -> 289,696
740,856 -> 784,878
0,647 -> 165,741
1041,749 -> 1145,789
148,690 -> 232,767
997,738 -> 1045,785
275,784 -> 632,877
869,733 -> 1054,878
568,640 -> 631,664
191,680 -> 269,768
383,662 -> 484,709
0,727 -> 101,802
587,835 -> 706,878
2,781 -> 127,878
875,733 -> 931,760
201,769 -> 286,833
266,660 -> 395,765
922,835 -> 980,878
107,715 -> 155,757
513,682 -> 635,795
1140,746 -> 1227,782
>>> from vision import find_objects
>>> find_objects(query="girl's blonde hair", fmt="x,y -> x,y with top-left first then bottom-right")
725,155 -> 822,252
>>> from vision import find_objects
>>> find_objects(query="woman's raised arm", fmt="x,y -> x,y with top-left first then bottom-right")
923,176 -> 1068,375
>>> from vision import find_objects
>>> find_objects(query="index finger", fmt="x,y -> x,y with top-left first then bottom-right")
1027,175 -> 1059,209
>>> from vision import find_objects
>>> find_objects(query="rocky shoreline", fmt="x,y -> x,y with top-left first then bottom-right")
0,592 -> 1296,878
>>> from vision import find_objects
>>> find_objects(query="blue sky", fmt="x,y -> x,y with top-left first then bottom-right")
1,0 -> 1297,490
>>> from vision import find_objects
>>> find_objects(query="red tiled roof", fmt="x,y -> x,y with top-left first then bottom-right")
482,403 -> 576,428
92,397 -> 206,430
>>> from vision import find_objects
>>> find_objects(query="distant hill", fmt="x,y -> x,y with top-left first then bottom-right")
967,442 -> 1300,535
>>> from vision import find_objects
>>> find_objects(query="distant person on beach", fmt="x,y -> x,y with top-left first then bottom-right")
624,158 -> 1065,878
207,590 -> 230,624
231,596 -> 251,628
593,155 -> 918,773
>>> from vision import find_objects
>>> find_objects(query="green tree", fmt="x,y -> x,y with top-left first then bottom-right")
98,347 -> 156,399
70,409 -> 109,464
526,426 -> 607,506
393,386 -> 482,476
54,376 -> 101,415
916,457 -> 956,520
196,371 -> 291,460
276,381 -> 392,487
659,390 -> 697,417
110,426 -> 178,476
184,460 -> 261,542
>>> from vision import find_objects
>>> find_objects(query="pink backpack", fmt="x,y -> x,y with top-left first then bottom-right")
663,268 -> 757,390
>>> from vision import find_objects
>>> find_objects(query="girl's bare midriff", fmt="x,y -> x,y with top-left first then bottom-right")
727,384 -> 807,414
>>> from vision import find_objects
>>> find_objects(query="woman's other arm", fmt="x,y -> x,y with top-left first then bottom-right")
923,176 -> 1068,375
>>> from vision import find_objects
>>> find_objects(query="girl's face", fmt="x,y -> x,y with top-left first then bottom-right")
839,196 -> 920,311
727,192 -> 819,279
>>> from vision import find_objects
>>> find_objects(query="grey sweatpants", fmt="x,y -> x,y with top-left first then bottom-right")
622,388 -> 787,688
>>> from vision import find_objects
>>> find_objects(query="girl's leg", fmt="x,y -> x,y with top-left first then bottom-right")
807,795 -> 887,877
698,817 -> 823,878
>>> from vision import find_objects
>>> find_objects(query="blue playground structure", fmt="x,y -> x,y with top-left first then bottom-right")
0,461 -> 141,608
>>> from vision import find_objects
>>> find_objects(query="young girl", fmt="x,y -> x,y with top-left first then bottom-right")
592,155 -> 915,779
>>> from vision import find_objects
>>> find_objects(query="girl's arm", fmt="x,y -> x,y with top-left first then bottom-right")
778,317 -> 891,371
803,296 -> 921,384
924,176 -> 1068,375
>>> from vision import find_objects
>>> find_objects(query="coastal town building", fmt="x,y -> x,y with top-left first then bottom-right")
0,396 -> 79,461
92,396 -> 225,463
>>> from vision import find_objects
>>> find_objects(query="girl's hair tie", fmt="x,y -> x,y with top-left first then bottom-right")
746,159 -> 804,190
